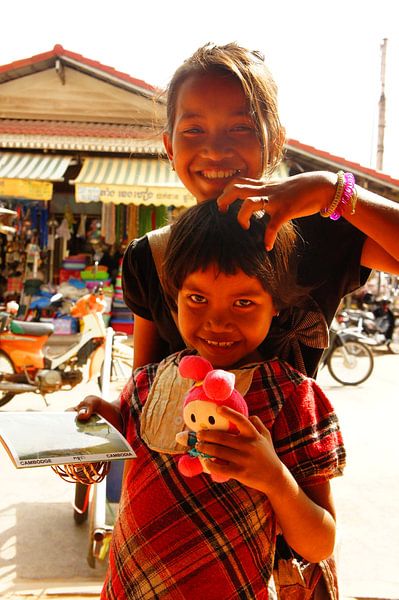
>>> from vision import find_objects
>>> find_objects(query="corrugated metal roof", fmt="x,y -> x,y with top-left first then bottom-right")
0,152 -> 73,181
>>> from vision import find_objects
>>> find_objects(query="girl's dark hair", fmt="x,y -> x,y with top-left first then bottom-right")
163,200 -> 307,312
164,42 -> 285,176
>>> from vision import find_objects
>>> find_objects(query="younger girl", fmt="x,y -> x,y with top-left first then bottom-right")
78,201 -> 345,599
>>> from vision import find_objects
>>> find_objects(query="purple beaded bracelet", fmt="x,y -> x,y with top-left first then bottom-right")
330,172 -> 356,220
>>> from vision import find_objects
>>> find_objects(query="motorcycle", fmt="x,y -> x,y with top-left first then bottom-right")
337,297 -> 399,355
72,325 -> 133,535
0,288 -> 108,407
319,325 -> 374,386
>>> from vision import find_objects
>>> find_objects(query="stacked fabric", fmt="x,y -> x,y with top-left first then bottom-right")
80,265 -> 109,281
110,262 -> 134,334
58,254 -> 90,284
62,255 -> 89,270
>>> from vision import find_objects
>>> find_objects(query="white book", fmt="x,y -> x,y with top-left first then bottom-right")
0,412 -> 136,469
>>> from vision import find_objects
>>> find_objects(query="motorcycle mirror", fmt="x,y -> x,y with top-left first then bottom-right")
50,293 -> 63,304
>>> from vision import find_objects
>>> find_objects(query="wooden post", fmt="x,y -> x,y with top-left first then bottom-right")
376,38 -> 388,171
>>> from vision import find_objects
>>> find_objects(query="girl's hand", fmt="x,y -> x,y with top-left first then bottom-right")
196,406 -> 283,493
197,407 -> 337,561
217,171 -> 336,250
74,395 -> 103,421
74,395 -> 123,432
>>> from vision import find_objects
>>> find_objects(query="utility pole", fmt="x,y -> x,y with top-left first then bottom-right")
376,38 -> 387,171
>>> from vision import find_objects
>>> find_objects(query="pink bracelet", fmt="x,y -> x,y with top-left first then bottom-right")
330,172 -> 356,220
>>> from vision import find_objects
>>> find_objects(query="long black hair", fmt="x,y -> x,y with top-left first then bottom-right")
164,42 -> 285,176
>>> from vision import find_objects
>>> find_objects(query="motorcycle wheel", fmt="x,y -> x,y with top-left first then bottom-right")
387,325 -> 399,355
0,351 -> 16,408
73,481 -> 91,524
327,340 -> 374,385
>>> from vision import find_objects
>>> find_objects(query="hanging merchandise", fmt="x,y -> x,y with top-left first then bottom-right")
101,203 -> 116,245
64,204 -> 75,228
77,214 -> 87,238
87,218 -> 102,247
155,205 -> 168,229
39,207 -> 49,249
15,204 -> 50,252
114,204 -> 130,249
47,217 -> 59,285
120,204 -> 128,245
19,205 -> 31,238
138,205 -> 170,237
26,243 -> 41,278
56,218 -> 72,261
126,204 -> 138,241
138,205 -> 152,237
0,201 -> 52,303
115,204 -> 123,245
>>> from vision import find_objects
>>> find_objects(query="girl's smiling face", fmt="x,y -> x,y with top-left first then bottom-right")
163,71 -> 265,202
177,264 -> 276,368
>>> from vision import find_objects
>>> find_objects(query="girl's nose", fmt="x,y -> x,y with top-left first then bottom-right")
205,309 -> 233,331
200,133 -> 234,160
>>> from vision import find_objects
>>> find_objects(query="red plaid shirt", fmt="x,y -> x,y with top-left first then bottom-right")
102,355 -> 345,599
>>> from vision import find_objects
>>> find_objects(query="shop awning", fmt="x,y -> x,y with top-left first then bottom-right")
0,153 -> 73,201
71,157 -> 196,208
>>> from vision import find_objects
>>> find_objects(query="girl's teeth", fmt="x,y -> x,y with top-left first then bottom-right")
206,340 -> 234,348
201,170 -> 239,179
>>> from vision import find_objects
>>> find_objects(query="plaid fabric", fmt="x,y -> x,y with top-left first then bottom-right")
101,356 -> 345,600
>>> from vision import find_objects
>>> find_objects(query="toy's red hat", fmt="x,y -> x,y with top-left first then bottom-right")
179,355 -> 248,416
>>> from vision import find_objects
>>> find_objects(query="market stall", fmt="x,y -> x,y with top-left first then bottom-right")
69,156 -> 195,332
0,151 -> 195,335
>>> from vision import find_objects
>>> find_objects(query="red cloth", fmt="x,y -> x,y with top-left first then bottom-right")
101,355 -> 345,599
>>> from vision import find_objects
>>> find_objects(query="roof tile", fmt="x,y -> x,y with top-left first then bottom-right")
0,119 -> 160,140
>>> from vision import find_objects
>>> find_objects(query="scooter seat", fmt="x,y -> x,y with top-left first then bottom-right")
10,320 -> 55,337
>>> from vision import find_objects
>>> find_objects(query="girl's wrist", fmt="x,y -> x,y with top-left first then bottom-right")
319,171 -> 358,219
319,171 -> 338,212
259,457 -> 288,497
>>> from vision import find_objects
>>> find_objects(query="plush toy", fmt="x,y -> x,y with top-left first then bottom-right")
175,355 -> 248,483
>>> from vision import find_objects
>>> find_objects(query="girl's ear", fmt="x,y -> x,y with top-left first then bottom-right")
163,132 -> 174,163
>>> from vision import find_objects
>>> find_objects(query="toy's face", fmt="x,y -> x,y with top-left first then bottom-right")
183,399 -> 230,433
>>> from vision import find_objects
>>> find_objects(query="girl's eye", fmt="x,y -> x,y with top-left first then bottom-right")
188,294 -> 207,304
235,299 -> 253,307
208,416 -> 216,425
232,125 -> 251,131
231,123 -> 255,133
183,127 -> 203,135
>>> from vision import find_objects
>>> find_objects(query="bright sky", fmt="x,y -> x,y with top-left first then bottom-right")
2,0 -> 399,177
